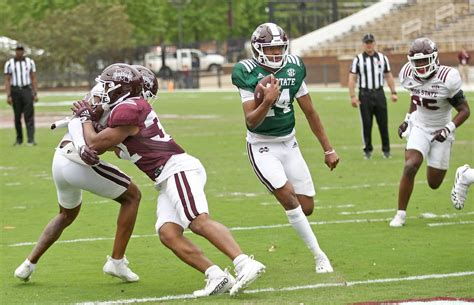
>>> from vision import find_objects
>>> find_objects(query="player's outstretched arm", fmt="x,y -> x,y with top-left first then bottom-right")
297,94 -> 339,170
82,122 -> 139,155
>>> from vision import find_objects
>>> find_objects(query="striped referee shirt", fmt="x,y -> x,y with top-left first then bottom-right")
4,57 -> 36,87
350,52 -> 390,90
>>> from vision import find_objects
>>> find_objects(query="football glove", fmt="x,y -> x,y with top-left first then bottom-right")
71,100 -> 96,122
79,145 -> 99,166
431,122 -> 456,143
398,113 -> 411,139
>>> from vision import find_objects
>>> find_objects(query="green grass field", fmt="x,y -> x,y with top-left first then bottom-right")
0,90 -> 473,304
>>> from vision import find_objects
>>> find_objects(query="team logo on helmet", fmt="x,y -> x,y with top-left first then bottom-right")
113,69 -> 133,83
286,68 -> 296,77
142,74 -> 154,90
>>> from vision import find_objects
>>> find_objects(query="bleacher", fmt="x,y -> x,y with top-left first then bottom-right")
304,0 -> 473,57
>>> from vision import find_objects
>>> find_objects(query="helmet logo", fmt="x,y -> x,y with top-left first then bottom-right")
113,69 -> 133,83
142,75 -> 153,89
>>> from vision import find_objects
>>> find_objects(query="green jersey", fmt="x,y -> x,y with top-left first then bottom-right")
231,55 -> 307,137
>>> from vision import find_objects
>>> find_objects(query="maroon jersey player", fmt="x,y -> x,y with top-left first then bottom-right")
73,63 -> 265,297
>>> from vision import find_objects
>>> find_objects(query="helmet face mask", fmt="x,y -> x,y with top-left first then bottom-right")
407,38 -> 439,79
251,23 -> 289,69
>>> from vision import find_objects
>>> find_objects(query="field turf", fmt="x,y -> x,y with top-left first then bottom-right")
0,90 -> 472,304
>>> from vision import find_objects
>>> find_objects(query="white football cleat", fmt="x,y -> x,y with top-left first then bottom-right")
229,255 -> 265,296
315,252 -> 334,273
14,259 -> 36,282
389,212 -> 406,227
451,164 -> 470,210
193,268 -> 235,297
103,255 -> 139,282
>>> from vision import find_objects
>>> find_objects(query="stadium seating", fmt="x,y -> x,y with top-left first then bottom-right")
304,0 -> 473,56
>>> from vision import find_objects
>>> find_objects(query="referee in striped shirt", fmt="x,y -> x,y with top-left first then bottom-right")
348,33 -> 397,159
4,44 -> 38,146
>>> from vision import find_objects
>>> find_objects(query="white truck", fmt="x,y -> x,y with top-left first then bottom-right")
144,47 -> 225,74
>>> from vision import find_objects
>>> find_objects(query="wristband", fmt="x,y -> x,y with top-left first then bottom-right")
350,95 -> 355,98
391,92 -> 397,95
445,121 -> 456,133
324,149 -> 336,156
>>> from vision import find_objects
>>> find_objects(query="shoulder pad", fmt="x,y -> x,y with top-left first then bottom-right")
286,55 -> 302,67
108,100 -> 142,127
399,62 -> 413,82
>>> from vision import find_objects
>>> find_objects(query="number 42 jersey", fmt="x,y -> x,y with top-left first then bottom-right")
231,55 -> 308,141
399,63 -> 463,129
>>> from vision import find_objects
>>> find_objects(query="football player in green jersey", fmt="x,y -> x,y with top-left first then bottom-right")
232,23 -> 339,273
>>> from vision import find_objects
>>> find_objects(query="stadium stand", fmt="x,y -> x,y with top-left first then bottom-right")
297,0 -> 473,57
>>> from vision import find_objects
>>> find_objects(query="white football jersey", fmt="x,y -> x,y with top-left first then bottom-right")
399,63 -> 462,129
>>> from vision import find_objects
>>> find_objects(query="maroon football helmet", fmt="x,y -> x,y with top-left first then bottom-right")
251,23 -> 289,69
407,38 -> 439,79
132,64 -> 158,101
95,63 -> 143,109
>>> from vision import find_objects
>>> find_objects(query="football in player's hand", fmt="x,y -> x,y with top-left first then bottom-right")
254,75 -> 274,106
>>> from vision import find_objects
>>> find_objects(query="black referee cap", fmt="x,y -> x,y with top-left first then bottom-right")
15,44 -> 25,50
362,33 -> 375,43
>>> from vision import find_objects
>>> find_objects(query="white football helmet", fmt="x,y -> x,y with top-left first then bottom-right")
251,23 -> 289,69
407,38 -> 439,79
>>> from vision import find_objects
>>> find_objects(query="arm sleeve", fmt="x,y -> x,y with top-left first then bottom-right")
30,59 -> 36,73
239,88 -> 254,103
445,69 -> 462,98
383,55 -> 391,73
4,60 -> 11,75
108,103 -> 140,127
349,56 -> 359,74
231,63 -> 254,91
68,117 -> 86,150
295,81 -> 309,98
447,90 -> 466,107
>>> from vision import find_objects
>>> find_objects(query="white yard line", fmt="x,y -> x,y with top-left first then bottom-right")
75,271 -> 474,305
428,220 -> 474,227
320,180 -> 426,190
8,212 -> 473,247
339,209 -> 394,215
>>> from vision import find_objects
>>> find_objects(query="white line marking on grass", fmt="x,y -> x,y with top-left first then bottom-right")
320,181 -> 426,190
216,192 -> 264,197
5,182 -> 21,186
421,211 -> 474,219
9,234 -> 158,247
0,166 -> 17,170
339,209 -> 394,215
316,204 -> 355,209
9,212 -> 474,247
75,271 -> 474,304
428,220 -> 474,227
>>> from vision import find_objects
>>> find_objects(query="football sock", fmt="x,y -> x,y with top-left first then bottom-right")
109,257 -> 124,264
26,258 -> 36,267
285,205 -> 323,257
233,254 -> 249,269
462,168 -> 474,185
205,265 -> 223,278
396,210 -> 407,217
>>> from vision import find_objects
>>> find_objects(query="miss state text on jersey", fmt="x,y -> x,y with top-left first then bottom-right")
399,63 -> 465,129
231,55 -> 306,137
